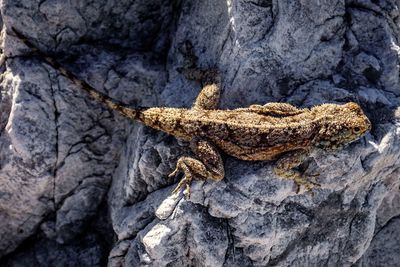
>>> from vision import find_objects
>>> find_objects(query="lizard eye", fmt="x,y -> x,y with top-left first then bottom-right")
353,126 -> 361,133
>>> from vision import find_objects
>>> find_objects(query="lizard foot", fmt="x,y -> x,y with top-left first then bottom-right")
171,174 -> 193,199
294,178 -> 321,195
168,151 -> 224,198
168,158 -> 194,199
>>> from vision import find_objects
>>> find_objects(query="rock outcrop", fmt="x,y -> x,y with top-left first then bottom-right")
0,0 -> 399,266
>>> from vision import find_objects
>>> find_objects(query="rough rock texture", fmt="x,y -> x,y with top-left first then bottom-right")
0,0 -> 399,266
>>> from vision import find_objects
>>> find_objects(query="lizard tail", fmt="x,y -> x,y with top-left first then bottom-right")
11,27 -> 139,120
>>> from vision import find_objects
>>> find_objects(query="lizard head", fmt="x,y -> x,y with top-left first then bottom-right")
312,102 -> 371,150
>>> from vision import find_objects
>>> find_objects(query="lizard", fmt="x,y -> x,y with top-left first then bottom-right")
10,28 -> 371,198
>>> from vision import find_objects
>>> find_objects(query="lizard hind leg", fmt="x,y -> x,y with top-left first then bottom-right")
178,66 -> 222,110
168,139 -> 224,198
177,41 -> 221,110
192,80 -> 221,110
273,149 -> 320,193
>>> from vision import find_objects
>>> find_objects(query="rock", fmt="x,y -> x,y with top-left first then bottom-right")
356,217 -> 400,266
123,201 -> 229,267
1,0 -> 400,266
1,233 -> 108,267
355,187 -> 400,267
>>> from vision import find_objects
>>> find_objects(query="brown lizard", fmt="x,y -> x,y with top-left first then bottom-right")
11,28 -> 371,198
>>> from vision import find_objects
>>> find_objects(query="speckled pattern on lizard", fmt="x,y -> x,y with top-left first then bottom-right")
11,28 -> 371,198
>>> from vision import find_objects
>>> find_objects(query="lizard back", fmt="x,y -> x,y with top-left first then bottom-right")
137,107 -> 320,160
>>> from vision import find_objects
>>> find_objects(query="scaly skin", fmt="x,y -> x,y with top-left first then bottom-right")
136,102 -> 370,161
12,29 -> 371,197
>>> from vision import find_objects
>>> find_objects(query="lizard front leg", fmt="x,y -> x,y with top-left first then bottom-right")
169,139 -> 224,198
273,149 -> 320,193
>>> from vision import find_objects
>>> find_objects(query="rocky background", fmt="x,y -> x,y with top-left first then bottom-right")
0,0 -> 399,266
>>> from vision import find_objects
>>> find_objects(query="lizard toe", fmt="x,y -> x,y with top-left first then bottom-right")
172,178 -> 185,195
171,174 -> 193,198
168,168 -> 179,178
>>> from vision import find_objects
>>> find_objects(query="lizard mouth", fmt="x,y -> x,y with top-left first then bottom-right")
316,128 -> 367,150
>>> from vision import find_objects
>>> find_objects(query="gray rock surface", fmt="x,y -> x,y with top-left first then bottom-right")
0,0 -> 399,266
355,188 -> 400,267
